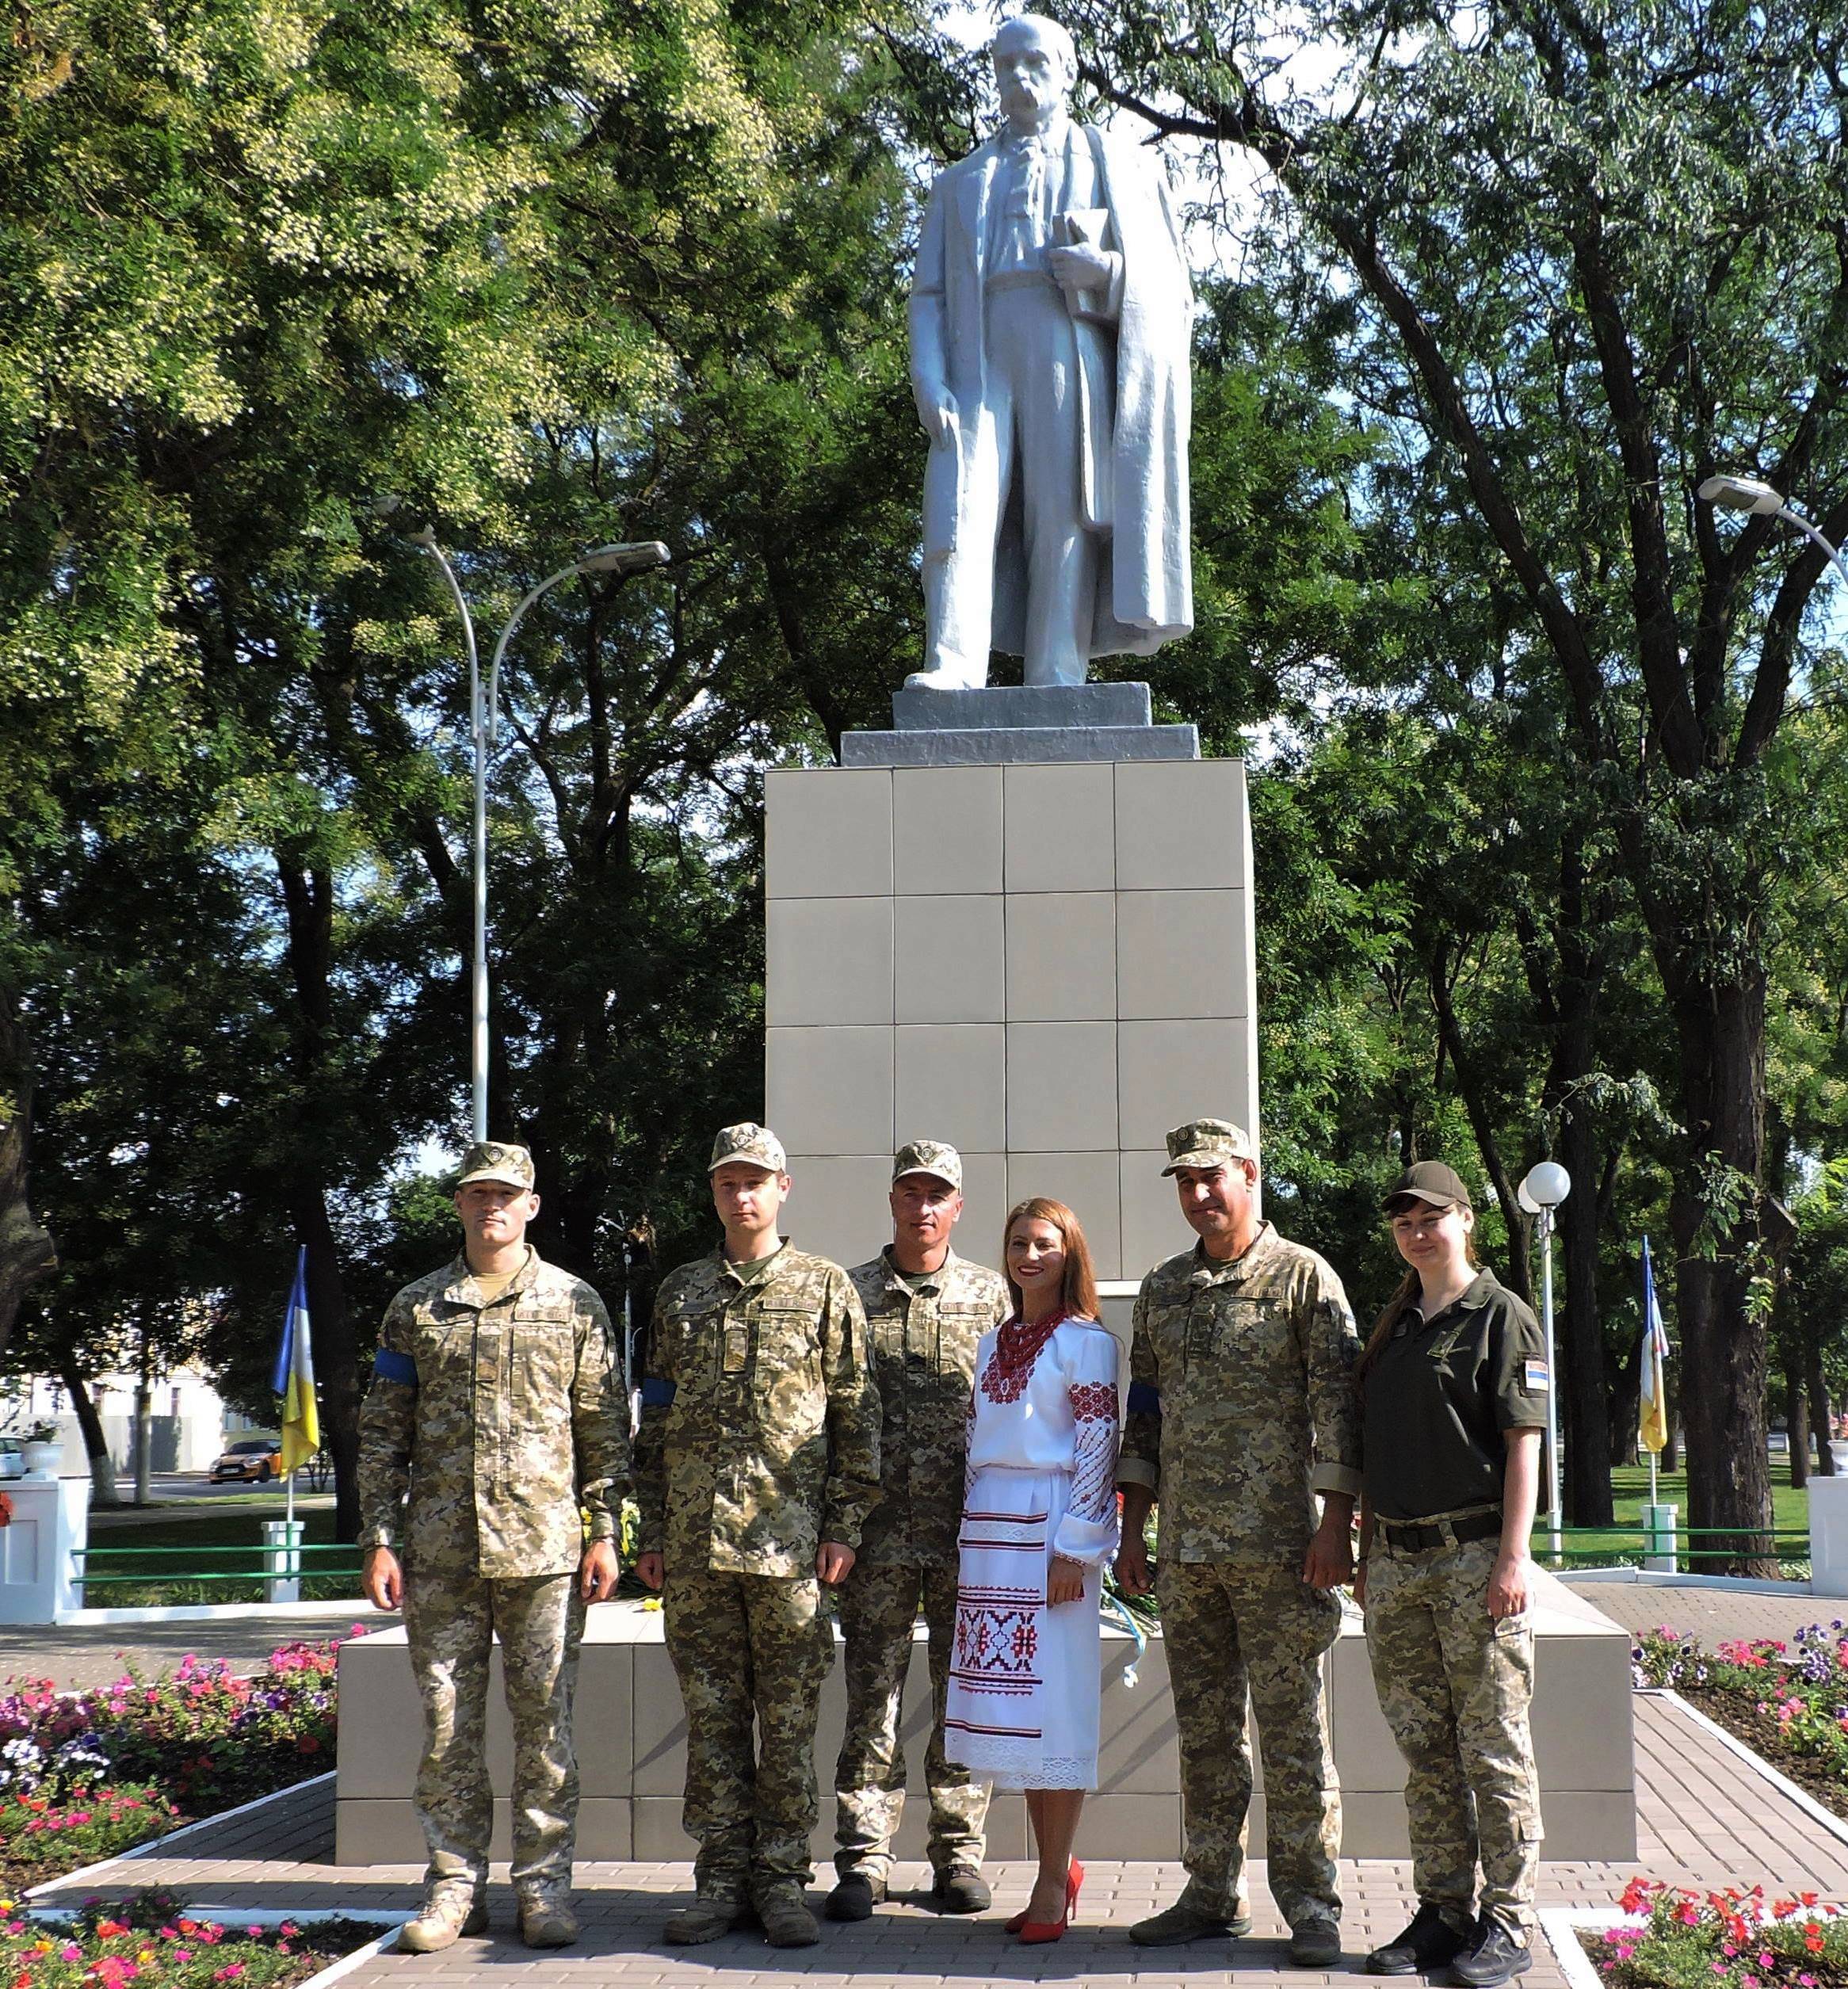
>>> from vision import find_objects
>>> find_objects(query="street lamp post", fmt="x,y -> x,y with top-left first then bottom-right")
1697,475 -> 1848,590
1519,1159 -> 1571,1565
408,533 -> 670,1141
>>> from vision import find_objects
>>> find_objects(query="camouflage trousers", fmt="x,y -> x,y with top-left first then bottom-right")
1364,1535 -> 1542,1932
663,1565 -> 834,1900
402,1565 -> 585,1891
1157,1558 -> 1344,1926
833,1560 -> 987,1880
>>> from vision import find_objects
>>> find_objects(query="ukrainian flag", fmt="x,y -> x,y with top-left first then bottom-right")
1639,1236 -> 1670,1456
274,1246 -> 322,1476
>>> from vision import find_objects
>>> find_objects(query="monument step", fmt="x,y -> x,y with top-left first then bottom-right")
892,681 -> 1155,731
841,722 -> 1199,767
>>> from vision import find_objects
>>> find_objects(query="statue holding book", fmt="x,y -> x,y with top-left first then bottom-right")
907,14 -> 1194,693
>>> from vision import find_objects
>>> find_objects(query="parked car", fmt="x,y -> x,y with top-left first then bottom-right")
209,1437 -> 282,1483
0,1441 -> 25,1483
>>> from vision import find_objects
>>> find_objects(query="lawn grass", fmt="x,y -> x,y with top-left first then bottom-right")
1531,1464 -> 1812,1571
77,1508 -> 361,1605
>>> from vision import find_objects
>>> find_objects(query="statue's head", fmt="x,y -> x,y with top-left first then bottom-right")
993,14 -> 1077,130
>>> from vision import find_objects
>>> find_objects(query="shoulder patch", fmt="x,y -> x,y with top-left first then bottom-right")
1522,1357 -> 1550,1392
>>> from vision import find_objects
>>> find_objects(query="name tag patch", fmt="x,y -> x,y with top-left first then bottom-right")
1523,1357 -> 1550,1392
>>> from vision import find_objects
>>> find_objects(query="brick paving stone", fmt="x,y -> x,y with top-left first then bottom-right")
1564,1579 -> 1835,1645
26,1690 -> 1848,1989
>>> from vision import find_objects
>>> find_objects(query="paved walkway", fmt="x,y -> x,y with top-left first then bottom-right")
0,1609 -> 395,1690
1562,1578 -> 1837,1644
29,1694 -> 1848,1989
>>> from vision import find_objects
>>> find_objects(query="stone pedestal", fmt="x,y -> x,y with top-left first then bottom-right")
0,1474 -> 88,1624
763,748 -> 1256,1279
333,1577 -> 1636,1863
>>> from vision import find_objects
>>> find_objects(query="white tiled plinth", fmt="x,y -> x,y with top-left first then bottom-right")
765,760 -> 1259,1280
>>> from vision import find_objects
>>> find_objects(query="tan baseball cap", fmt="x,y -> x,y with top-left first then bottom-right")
1162,1118 -> 1257,1175
892,1139 -> 962,1189
455,1141 -> 536,1191
708,1123 -> 788,1174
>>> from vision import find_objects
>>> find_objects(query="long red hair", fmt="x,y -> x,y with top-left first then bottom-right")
1001,1198 -> 1099,1320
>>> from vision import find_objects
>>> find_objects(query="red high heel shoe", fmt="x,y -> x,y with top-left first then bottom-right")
1017,1861 -> 1083,1944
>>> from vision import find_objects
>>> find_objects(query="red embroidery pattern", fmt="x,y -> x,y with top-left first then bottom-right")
981,1310 -> 1071,1403
1068,1382 -> 1121,1525
953,1602 -> 1041,1691
1069,1380 -> 1117,1422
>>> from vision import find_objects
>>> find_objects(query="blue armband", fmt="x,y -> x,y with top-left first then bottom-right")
640,1377 -> 678,1407
1127,1381 -> 1161,1415
373,1348 -> 418,1387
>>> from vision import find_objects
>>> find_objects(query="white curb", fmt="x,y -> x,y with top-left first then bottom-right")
1538,1908 -> 1628,1989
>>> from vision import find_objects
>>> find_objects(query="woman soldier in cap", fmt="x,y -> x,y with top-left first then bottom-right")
1354,1162 -> 1548,1987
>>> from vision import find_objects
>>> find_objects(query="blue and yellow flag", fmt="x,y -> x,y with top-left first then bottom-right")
274,1246 -> 322,1476
1639,1236 -> 1670,1456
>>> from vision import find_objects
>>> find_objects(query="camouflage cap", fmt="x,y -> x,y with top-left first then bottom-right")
708,1122 -> 788,1175
455,1141 -> 536,1191
892,1139 -> 962,1189
1161,1118 -> 1257,1175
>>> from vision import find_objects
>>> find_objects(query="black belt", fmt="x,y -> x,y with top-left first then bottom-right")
1379,1510 -> 1503,1552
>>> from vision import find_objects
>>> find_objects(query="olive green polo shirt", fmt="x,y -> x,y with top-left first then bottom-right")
1361,1266 -> 1548,1522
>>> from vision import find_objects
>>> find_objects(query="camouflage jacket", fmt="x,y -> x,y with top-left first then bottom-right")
848,1246 -> 1009,1568
1117,1223 -> 1363,1565
356,1249 -> 629,1579
636,1242 -> 882,1577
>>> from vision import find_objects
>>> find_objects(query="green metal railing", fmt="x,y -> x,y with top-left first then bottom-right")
73,1543 -> 365,1592
1527,1523 -> 1809,1570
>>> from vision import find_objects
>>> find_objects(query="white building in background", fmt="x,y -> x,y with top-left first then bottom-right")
0,1366 -> 258,1474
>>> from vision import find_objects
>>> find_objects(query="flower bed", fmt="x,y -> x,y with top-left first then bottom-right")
0,1635 -> 363,1892
1632,1624 -> 1848,1822
1,1888 -> 388,1989
1586,1879 -> 1848,1989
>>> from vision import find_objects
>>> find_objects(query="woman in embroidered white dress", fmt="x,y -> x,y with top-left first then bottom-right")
945,1197 -> 1121,1942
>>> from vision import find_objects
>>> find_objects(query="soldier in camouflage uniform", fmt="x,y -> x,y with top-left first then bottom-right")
827,1140 -> 1009,1922
1116,1120 -> 1362,1966
633,1124 -> 882,1951
1354,1162 -> 1546,1988
357,1142 -> 628,1954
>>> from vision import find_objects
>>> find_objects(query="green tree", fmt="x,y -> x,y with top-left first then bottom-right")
1079,0 -> 1848,1563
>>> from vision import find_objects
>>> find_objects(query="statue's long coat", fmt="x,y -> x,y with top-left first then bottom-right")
911,121 -> 1193,659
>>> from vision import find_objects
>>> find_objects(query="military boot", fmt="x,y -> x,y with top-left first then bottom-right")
662,1892 -> 747,1945
399,1881 -> 489,1953
757,1888 -> 821,1949
517,1885 -> 580,1949
1129,1888 -> 1255,1946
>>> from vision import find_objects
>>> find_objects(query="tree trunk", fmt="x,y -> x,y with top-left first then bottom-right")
276,857 -> 363,1540
57,1359 -> 119,1506
132,1318 -> 153,1504
1807,1319 -> 1836,1476
1608,1347 -> 1640,1467
1666,972 -> 1775,1573
1786,1364 -> 1809,1488
1558,1097 -> 1612,1523
0,996 -> 56,1358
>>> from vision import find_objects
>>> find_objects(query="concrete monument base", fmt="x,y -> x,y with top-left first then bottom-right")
763,751 -> 1255,1277
333,1575 -> 1636,1864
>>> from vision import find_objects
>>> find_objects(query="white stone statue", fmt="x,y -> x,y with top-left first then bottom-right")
906,14 -> 1193,693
